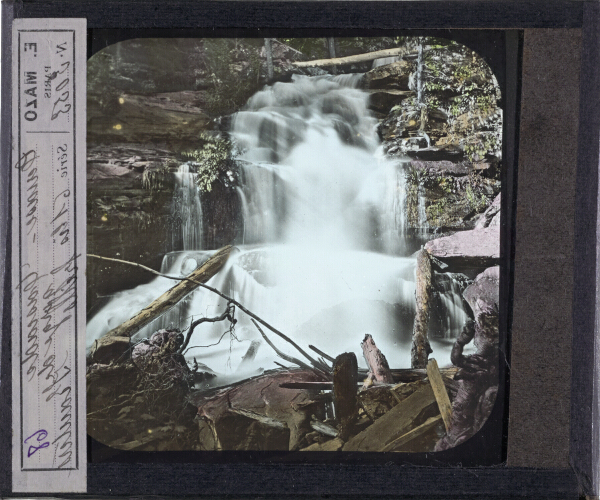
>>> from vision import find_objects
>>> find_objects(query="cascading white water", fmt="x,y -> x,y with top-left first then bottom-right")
87,73 -> 467,383
171,163 -> 203,251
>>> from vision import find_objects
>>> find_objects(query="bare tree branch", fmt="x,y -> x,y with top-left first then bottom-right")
251,319 -> 313,372
309,345 -> 335,363
178,304 -> 235,354
88,252 -> 322,369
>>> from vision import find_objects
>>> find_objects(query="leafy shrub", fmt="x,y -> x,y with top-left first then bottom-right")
182,133 -> 237,193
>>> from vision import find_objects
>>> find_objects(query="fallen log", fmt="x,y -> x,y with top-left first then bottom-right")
280,367 -> 459,388
292,47 -> 412,68
88,336 -> 131,365
89,247 -> 325,373
88,246 -> 232,364
111,246 -> 231,340
228,407 -> 287,429
361,334 -> 394,384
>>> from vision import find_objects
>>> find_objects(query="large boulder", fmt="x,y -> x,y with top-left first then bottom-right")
361,61 -> 414,115
361,60 -> 412,90
463,266 -> 500,321
424,226 -> 499,273
194,369 -> 327,451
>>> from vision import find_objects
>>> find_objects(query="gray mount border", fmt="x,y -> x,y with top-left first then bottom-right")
1,1 -> 597,498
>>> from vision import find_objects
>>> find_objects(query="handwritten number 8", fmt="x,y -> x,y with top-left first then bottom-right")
24,429 -> 49,457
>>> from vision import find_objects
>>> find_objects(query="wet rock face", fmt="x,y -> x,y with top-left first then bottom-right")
200,178 -> 243,249
86,144 -> 178,314
370,43 -> 502,162
88,91 -> 211,145
361,60 -> 412,90
363,41 -> 502,235
406,162 -> 500,232
88,38 -> 307,145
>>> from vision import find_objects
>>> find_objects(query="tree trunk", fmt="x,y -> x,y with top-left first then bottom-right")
264,38 -> 274,82
327,37 -> 337,75
332,352 -> 358,440
411,249 -> 433,368
361,334 -> 394,383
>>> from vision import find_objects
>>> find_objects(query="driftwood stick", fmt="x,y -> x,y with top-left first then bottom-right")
236,340 -> 262,372
318,357 -> 331,371
251,320 -> 314,373
313,357 -> 332,374
309,345 -> 336,363
228,407 -> 287,429
310,418 -> 338,438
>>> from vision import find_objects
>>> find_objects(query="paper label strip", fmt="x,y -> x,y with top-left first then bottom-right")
11,18 -> 86,493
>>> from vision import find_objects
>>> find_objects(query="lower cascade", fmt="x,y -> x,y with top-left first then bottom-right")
87,74 -> 470,385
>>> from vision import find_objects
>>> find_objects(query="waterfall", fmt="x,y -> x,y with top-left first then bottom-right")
171,163 -> 203,251
87,73 -> 468,383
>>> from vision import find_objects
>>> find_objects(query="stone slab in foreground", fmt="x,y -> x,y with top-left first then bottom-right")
425,226 -> 500,272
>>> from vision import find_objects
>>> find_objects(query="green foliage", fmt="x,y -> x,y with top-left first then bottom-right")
454,64 -> 473,81
465,182 -> 488,212
426,199 -> 448,223
279,38 -> 329,60
464,133 -> 500,161
142,162 -> 172,192
476,94 -> 495,113
182,133 -> 235,193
